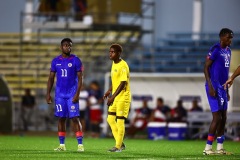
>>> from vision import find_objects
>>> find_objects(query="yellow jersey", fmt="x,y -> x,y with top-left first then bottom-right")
111,59 -> 131,102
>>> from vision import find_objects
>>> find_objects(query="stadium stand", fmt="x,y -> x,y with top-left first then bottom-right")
0,0 -> 155,107
0,28 -> 143,131
128,32 -> 240,73
0,29 -> 141,103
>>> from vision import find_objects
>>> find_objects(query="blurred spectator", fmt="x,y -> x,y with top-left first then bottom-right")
127,99 -> 152,138
88,81 -> 103,138
38,0 -> 59,21
189,99 -> 203,138
73,0 -> 87,21
189,99 -> 203,112
21,88 -> 36,131
70,83 -> 89,136
79,84 -> 89,132
38,0 -> 71,21
149,97 -> 171,122
48,0 -> 58,21
169,100 -> 187,122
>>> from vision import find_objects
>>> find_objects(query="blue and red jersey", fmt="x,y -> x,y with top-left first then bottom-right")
50,54 -> 83,98
206,43 -> 231,88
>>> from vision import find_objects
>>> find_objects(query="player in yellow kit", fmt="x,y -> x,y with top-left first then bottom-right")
103,43 -> 131,152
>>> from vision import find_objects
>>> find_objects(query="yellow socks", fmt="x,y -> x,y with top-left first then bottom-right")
116,119 -> 125,149
107,115 -> 118,141
107,115 -> 125,149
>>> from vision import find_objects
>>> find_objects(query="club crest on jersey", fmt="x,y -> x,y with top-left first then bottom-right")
71,106 -> 75,110
68,63 -> 72,67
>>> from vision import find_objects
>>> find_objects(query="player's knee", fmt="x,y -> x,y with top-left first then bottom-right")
213,117 -> 221,123
107,115 -> 115,124
59,117 -> 66,123
116,119 -> 125,132
71,117 -> 80,123
116,118 -> 125,125
212,113 -> 222,122
222,115 -> 227,122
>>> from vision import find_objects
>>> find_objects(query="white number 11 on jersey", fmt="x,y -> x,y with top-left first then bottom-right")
61,69 -> 67,77
56,104 -> 62,112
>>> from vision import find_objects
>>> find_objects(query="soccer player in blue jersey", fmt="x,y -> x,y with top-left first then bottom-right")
46,38 -> 84,152
203,28 -> 233,155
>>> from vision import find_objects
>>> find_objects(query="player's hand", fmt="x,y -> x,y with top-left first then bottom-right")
209,86 -> 216,97
227,93 -> 230,101
103,91 -> 111,100
46,95 -> 52,104
107,97 -> 114,106
72,95 -> 79,103
223,78 -> 233,89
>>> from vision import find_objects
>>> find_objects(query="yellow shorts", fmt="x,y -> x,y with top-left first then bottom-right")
108,101 -> 130,118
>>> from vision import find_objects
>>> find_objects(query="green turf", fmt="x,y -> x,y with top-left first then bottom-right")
0,135 -> 239,160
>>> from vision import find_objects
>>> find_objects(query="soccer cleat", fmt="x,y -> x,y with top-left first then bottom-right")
203,149 -> 215,155
54,145 -> 66,151
77,144 -> 84,152
108,147 -> 122,152
121,143 -> 126,150
216,149 -> 233,155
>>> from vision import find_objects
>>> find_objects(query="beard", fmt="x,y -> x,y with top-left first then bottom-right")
64,52 -> 70,56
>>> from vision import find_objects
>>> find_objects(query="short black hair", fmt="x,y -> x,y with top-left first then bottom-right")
219,28 -> 234,37
157,97 -> 164,103
61,38 -> 73,45
110,43 -> 123,54
90,80 -> 99,86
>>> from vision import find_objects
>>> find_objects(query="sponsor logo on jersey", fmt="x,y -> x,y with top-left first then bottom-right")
56,64 -> 61,66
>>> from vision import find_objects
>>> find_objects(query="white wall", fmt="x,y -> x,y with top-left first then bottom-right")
104,72 -> 236,111
154,0 -> 240,40
129,73 -> 208,110
202,0 -> 240,33
0,0 -> 25,32
155,0 -> 193,39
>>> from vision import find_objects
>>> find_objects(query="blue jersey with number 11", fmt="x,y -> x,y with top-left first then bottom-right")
50,54 -> 83,98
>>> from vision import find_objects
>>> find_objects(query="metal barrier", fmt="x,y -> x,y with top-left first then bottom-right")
187,112 -> 240,140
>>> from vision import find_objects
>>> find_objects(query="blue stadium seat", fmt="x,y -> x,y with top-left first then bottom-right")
127,32 -> 240,73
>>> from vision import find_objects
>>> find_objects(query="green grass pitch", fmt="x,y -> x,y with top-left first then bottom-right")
0,135 -> 239,160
